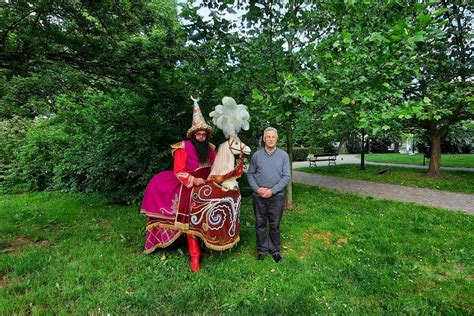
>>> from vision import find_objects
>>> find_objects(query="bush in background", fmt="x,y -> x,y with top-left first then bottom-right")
0,117 -> 32,190
6,90 -> 189,203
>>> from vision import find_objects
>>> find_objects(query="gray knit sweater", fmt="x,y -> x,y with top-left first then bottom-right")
246,148 -> 291,195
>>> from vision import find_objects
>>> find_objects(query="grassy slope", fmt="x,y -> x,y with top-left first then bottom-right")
0,189 -> 473,314
362,153 -> 474,168
298,164 -> 474,194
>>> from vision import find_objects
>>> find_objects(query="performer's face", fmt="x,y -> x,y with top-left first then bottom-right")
194,131 -> 208,143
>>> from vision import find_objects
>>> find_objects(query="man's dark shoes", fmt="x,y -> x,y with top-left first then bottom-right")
272,253 -> 282,263
256,253 -> 266,260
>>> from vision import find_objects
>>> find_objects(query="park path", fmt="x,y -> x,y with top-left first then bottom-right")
291,159 -> 474,214
293,154 -> 474,172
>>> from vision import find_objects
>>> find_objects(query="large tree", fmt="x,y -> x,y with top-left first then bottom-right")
300,1 -> 472,176
396,0 -> 473,176
305,2 -> 420,170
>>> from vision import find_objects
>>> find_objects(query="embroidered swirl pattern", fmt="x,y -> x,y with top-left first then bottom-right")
190,185 -> 239,236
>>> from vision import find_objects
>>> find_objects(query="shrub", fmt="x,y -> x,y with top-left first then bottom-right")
279,147 -> 323,161
10,119 -> 69,190
0,116 -> 32,190
8,90 -> 187,203
292,147 -> 310,161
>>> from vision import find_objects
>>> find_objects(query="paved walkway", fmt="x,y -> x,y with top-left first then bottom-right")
291,158 -> 474,214
293,155 -> 474,172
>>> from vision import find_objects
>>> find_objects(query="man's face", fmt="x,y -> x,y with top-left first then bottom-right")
263,130 -> 277,150
194,130 -> 208,143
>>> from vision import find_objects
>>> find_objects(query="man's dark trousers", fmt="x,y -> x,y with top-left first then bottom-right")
253,193 -> 285,255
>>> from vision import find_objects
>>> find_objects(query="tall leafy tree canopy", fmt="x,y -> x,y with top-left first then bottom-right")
181,0 -> 473,177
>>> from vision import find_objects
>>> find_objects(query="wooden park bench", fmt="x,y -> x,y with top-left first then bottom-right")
307,153 -> 339,167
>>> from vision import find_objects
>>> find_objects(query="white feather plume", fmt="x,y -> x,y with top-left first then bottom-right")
209,96 -> 250,138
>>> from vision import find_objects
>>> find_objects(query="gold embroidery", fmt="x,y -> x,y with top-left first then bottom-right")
144,221 -> 241,251
170,141 -> 185,155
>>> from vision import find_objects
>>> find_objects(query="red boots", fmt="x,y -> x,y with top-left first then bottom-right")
187,234 -> 200,272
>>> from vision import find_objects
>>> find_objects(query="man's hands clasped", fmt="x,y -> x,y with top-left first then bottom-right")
256,187 -> 272,198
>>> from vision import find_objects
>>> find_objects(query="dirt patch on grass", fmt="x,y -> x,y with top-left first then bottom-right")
35,239 -> 52,248
303,230 -> 348,248
11,237 -> 32,248
0,241 -> 12,251
99,219 -> 111,228
1,237 -> 52,253
437,272 -> 452,280
335,237 -> 348,246
305,231 -> 333,245
420,266 -> 454,281
0,276 -> 10,287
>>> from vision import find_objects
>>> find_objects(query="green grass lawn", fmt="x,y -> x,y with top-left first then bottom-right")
298,164 -> 474,194
361,153 -> 474,168
1,188 -> 473,314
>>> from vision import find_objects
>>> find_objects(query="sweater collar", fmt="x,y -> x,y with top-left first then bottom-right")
264,147 -> 276,155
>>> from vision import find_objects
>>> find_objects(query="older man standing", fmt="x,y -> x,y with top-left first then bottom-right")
247,127 -> 291,262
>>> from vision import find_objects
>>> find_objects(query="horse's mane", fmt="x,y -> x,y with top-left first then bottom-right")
209,141 -> 235,176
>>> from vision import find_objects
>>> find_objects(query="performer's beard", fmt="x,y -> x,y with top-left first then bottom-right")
191,137 -> 210,164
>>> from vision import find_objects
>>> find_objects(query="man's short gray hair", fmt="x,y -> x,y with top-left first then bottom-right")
263,127 -> 278,137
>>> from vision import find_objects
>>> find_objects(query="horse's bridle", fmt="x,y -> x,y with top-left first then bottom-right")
228,137 -> 247,157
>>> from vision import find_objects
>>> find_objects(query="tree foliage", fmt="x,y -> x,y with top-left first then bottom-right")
1,0 -> 472,202
1,0 -> 202,202
180,1 -> 471,175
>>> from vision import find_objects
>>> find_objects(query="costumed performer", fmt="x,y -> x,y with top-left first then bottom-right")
140,96 -> 216,272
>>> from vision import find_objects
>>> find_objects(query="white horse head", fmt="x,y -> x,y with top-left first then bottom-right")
209,135 -> 251,191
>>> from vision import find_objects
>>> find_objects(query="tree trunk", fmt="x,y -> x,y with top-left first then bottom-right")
285,123 -> 294,209
427,127 -> 442,177
360,129 -> 366,170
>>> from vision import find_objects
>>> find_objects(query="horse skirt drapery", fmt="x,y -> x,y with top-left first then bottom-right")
141,166 -> 241,253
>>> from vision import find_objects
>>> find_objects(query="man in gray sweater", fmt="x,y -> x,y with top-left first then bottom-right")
247,127 -> 291,262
